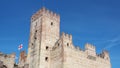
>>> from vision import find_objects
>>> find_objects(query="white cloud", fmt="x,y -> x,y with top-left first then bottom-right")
104,36 -> 120,50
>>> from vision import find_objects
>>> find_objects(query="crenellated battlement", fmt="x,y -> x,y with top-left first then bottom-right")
31,7 -> 60,22
0,52 -> 15,58
0,52 -> 15,68
97,50 -> 110,60
60,32 -> 110,61
85,43 -> 95,49
61,32 -> 72,40
85,43 -> 96,51
75,46 -> 82,51
85,43 -> 96,56
102,50 -> 109,54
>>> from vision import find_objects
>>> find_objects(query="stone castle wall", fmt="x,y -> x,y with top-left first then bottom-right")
27,7 -> 111,68
50,41 -> 63,68
63,45 -> 111,68
50,33 -> 111,68
0,52 -> 15,68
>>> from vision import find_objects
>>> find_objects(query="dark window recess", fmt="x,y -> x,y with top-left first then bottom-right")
58,43 -> 60,46
67,43 -> 69,46
4,55 -> 7,58
34,37 -> 37,39
35,30 -> 37,32
51,22 -> 53,26
32,43 -> 34,45
87,55 -> 96,61
45,57 -> 48,61
2,65 -> 7,68
46,46 -> 49,50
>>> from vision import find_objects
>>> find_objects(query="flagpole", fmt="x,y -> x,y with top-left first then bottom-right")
18,44 -> 23,65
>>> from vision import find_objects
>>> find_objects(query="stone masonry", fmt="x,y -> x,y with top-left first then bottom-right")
27,7 -> 111,68
0,52 -> 15,68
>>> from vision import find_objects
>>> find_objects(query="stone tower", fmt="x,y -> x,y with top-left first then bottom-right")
27,7 -> 60,68
18,51 -> 27,68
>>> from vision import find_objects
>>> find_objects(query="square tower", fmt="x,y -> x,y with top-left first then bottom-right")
27,7 -> 60,68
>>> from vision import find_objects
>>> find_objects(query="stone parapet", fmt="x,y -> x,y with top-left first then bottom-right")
31,7 -> 60,22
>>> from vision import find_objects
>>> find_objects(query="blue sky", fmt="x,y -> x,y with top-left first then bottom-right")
0,0 -> 120,67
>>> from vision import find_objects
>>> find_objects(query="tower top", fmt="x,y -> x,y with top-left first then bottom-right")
85,43 -> 96,49
31,7 -> 60,22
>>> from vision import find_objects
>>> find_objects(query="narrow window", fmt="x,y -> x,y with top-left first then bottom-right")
34,37 -> 37,40
51,22 -> 53,26
46,46 -> 49,50
58,43 -> 60,46
67,43 -> 69,46
45,57 -> 48,61
32,43 -> 33,45
35,30 -> 37,32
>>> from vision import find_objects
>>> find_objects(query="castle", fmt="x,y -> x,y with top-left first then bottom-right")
27,7 -> 111,68
0,7 -> 111,68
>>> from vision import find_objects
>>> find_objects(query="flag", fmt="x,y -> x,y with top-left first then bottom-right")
18,44 -> 23,50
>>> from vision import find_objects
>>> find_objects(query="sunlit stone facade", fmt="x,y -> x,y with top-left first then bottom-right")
27,7 -> 111,68
0,52 -> 15,68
